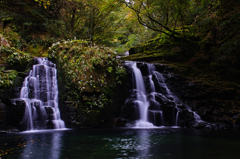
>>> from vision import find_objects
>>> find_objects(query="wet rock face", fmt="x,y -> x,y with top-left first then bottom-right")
0,99 -> 26,130
121,95 -> 140,121
120,62 -> 238,129
120,62 -> 200,127
154,64 -> 240,129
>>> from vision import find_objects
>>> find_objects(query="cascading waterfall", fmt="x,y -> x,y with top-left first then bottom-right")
131,62 -> 154,128
146,64 -> 165,127
124,61 -> 203,128
152,70 -> 181,126
20,58 -> 65,130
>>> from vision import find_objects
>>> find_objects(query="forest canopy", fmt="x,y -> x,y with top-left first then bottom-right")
0,0 -> 239,50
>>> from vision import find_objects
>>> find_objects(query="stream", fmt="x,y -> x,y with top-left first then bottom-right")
1,128 -> 240,159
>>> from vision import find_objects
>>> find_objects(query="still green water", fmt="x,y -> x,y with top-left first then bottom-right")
1,128 -> 240,159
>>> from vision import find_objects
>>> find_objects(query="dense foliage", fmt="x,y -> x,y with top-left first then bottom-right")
0,0 -> 160,54
48,40 -> 127,126
0,45 -> 33,97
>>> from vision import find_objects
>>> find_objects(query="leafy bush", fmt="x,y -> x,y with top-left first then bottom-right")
48,40 -> 127,126
2,46 -> 33,70
0,67 -> 19,94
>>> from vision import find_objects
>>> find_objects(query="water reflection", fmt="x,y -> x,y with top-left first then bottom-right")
20,131 -> 63,159
136,130 -> 152,158
2,129 -> 240,159
103,129 -> 168,158
50,133 -> 62,159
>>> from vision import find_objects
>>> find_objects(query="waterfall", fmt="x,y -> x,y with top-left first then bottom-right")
129,62 -> 154,128
20,58 -> 65,130
124,61 -> 203,128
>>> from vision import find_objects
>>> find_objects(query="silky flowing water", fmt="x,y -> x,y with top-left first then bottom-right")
16,57 -> 65,131
124,61 -> 204,128
1,128 -> 240,159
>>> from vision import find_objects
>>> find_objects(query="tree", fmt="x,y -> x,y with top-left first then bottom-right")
124,0 -> 219,42
0,0 -> 61,34
59,0 -> 123,42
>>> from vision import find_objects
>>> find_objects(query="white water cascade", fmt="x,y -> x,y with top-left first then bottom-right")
125,61 -> 203,128
131,62 -> 155,128
20,58 -> 65,130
